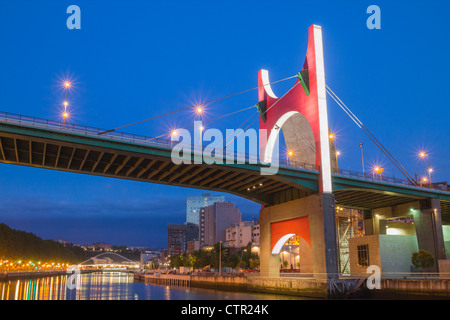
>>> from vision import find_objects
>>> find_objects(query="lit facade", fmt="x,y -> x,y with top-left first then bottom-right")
226,220 -> 259,248
200,202 -> 241,247
186,193 -> 225,225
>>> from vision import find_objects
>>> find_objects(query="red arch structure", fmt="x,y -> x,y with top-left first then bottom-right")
257,24 -> 332,194
270,216 -> 310,254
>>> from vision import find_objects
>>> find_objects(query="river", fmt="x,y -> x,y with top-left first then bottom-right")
0,271 -> 306,300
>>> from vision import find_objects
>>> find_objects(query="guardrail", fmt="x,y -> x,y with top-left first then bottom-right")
0,110 -> 447,191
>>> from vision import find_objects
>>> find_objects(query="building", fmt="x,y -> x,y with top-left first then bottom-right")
186,222 -> 199,243
252,222 -> 260,245
88,242 -> 111,251
167,224 -> 186,255
140,251 -> 161,267
201,201 -> 241,247
186,193 -> 225,225
226,220 -> 259,248
186,240 -> 200,254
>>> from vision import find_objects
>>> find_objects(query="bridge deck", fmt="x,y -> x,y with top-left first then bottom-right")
0,111 -> 449,220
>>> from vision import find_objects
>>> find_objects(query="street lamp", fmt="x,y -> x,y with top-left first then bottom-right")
329,132 -> 340,173
335,151 -> 340,173
287,150 -> 294,166
219,241 -> 222,276
62,108 -> 69,128
373,166 -> 383,181
419,151 -> 431,186
240,249 -> 247,260
420,177 -> 429,187
359,142 -> 365,178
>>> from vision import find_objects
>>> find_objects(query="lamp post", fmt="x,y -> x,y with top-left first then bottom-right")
335,151 -> 340,174
287,150 -> 294,166
240,249 -> 247,260
329,133 -> 337,172
419,152 -> 432,186
197,106 -> 204,146
421,177 -> 428,187
62,81 -> 70,128
219,241 -> 222,276
62,101 -> 69,128
360,142 -> 365,178
428,168 -> 433,187
373,167 -> 383,181
170,130 -> 177,148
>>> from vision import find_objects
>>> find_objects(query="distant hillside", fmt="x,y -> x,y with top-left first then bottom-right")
0,223 -> 87,263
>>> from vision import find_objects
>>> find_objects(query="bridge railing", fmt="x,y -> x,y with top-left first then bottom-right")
332,167 -> 448,191
0,110 -> 318,172
0,110 -> 447,191
332,168 -> 415,187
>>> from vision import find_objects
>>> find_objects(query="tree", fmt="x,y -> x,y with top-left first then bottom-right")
411,249 -> 434,270
227,253 -> 241,268
249,258 -> 260,270
169,255 -> 183,269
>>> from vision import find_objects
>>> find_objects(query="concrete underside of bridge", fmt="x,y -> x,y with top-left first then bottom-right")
260,194 -> 447,278
0,123 -> 319,206
0,121 -> 449,215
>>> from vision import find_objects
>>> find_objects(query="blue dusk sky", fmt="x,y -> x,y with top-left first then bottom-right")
0,1 -> 449,248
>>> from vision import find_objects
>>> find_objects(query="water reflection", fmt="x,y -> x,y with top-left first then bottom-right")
0,272 -> 135,300
0,271 -> 305,300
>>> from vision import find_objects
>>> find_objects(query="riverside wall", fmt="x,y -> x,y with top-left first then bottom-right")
135,272 -> 450,299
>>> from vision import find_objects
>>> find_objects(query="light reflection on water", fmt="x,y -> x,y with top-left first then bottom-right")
0,272 -> 305,300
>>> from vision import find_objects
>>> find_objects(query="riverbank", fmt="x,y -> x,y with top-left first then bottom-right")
0,269 -> 98,281
135,272 -> 344,299
135,272 -> 450,299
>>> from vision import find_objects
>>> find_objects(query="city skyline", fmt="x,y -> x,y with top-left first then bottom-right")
0,1 -> 449,249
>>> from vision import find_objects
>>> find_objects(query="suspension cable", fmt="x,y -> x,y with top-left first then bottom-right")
98,74 -> 297,135
144,104 -> 256,142
326,85 -> 418,185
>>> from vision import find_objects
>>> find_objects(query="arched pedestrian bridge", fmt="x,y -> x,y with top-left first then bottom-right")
78,252 -> 139,270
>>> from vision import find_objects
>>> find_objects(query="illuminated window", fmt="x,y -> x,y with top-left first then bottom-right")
357,244 -> 369,267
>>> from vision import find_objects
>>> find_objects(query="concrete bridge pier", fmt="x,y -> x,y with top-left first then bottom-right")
415,199 -> 447,270
259,193 -> 339,279
365,198 -> 446,272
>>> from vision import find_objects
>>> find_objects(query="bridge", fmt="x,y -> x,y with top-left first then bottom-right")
1,24 -> 449,283
78,252 -> 139,270
0,111 -> 448,212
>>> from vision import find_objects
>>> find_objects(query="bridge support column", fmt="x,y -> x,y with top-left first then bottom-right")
413,199 -> 446,271
259,193 -> 339,278
366,199 -> 446,272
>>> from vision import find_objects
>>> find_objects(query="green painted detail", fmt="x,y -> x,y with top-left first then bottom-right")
256,100 -> 267,123
332,175 -> 450,201
297,70 -> 310,96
